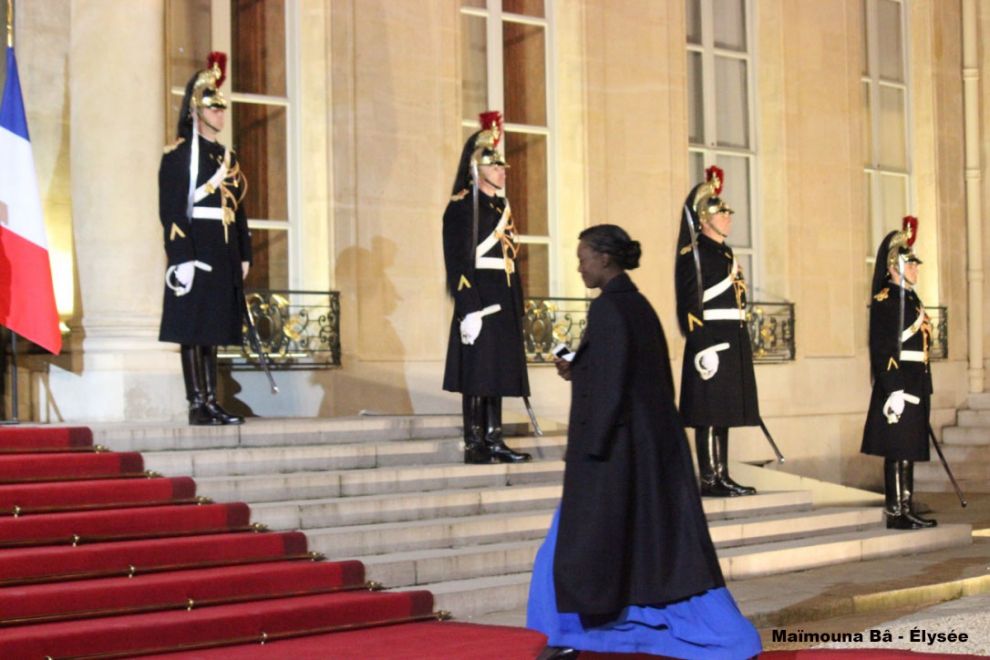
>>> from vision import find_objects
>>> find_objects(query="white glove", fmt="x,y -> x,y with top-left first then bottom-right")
883,390 -> 906,424
172,261 -> 196,297
460,312 -> 484,345
242,261 -> 250,280
693,343 -> 729,381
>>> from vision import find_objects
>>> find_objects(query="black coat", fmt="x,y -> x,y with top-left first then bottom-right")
676,234 -> 760,428
861,284 -> 932,461
554,273 -> 725,615
158,136 -> 252,346
441,190 -> 529,397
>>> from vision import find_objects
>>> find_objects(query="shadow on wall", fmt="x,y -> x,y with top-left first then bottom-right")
325,235 -> 412,416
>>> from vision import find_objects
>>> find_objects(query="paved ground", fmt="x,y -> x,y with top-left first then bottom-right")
473,491 -> 990,656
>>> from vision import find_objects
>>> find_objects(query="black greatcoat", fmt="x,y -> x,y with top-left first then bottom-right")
441,190 -> 530,397
676,234 -> 760,428
554,273 -> 725,615
861,284 -> 932,461
158,136 -> 252,346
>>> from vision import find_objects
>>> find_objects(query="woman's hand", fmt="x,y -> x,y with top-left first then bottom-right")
554,357 -> 572,381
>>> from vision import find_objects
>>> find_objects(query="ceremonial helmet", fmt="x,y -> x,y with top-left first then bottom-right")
450,111 -> 508,194
678,165 -> 734,251
176,52 -> 229,140
871,216 -> 922,295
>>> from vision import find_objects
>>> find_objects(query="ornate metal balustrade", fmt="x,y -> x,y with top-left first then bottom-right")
218,289 -> 341,370
523,297 -> 796,364
926,305 -> 948,361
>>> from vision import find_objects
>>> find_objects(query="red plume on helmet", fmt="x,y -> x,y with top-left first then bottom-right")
902,215 -> 918,246
479,111 -> 503,147
705,165 -> 725,195
207,51 -> 228,88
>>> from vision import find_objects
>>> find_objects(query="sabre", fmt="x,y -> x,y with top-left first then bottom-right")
243,296 -> 279,394
522,396 -> 543,437
758,418 -> 785,463
927,424 -> 967,508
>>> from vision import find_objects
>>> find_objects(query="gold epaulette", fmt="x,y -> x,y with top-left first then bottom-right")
163,137 -> 186,154
679,244 -> 693,256
873,287 -> 890,302
450,189 -> 469,202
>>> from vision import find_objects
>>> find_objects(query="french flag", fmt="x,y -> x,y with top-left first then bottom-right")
0,45 -> 61,354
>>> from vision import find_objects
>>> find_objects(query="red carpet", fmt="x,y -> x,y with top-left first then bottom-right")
0,425 -> 549,658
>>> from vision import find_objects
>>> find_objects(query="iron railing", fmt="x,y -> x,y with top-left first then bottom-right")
926,305 -> 948,361
523,297 -> 796,363
218,289 -> 341,370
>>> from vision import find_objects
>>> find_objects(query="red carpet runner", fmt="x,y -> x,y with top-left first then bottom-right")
0,426 -> 546,659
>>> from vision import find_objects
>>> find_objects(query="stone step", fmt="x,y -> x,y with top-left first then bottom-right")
250,483 -> 565,531
298,491 -> 814,559
943,426 -> 990,446
412,524 -> 972,619
955,409 -> 990,428
89,415 -> 465,453
718,523 -> 972,581
965,393 -> 990,410
915,453 -> 990,482
914,477 -> 990,494
193,460 -> 565,503
141,434 -> 566,478
360,507 -> 882,590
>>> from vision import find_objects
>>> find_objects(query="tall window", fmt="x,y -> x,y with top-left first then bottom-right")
862,0 -> 911,252
686,0 -> 758,287
165,0 -> 295,290
460,0 -> 555,297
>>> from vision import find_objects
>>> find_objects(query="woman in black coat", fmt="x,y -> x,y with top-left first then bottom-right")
862,218 -> 936,530
526,225 -> 760,659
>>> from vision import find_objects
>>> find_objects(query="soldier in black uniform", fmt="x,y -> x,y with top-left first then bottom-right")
862,217 -> 936,530
442,111 -> 531,464
159,52 -> 251,426
676,167 -> 760,497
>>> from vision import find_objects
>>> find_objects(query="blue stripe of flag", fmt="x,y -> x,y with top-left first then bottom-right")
0,46 -> 30,141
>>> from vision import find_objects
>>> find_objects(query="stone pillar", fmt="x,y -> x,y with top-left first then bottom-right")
38,0 -> 185,421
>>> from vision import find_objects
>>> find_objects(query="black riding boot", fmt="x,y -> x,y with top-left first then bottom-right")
484,397 -> 531,463
883,459 -> 903,528
716,427 -> 757,496
181,345 -> 220,426
201,346 -> 245,425
899,460 -> 937,528
463,395 -> 492,464
695,428 -> 734,497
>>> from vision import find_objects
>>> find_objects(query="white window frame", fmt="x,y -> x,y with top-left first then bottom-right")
686,0 -> 761,290
459,0 -> 559,295
168,0 -> 301,289
863,0 -> 913,257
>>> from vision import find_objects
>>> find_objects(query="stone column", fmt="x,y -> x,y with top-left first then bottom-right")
39,0 -> 185,421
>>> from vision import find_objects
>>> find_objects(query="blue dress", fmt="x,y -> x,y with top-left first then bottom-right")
527,508 -> 762,659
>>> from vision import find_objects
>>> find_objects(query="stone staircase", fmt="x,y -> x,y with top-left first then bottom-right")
92,416 -> 972,620
917,392 -> 990,493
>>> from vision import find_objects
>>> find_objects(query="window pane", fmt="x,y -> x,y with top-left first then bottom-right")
687,51 -> 705,144
461,15 -> 488,120
503,21 -> 547,126
689,151 -> 705,185
716,154 -> 752,249
461,0 -> 486,8
877,0 -> 903,82
715,56 -> 749,148
244,228 -> 289,289
878,173 -> 907,234
231,0 -> 287,97
518,243 -> 549,297
686,0 -> 701,44
862,81 -> 872,165
878,85 -> 906,169
505,132 -> 548,236
713,0 -> 746,51
166,0 -> 211,93
504,0 -> 544,18
233,103 -> 289,221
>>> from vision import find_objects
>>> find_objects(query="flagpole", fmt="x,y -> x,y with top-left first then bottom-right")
5,0 -> 12,49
